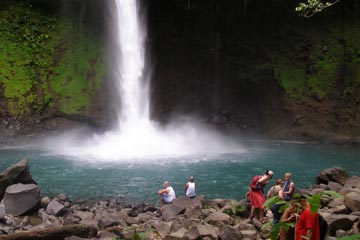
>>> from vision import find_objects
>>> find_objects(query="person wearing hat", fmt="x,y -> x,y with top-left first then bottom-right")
248,170 -> 274,223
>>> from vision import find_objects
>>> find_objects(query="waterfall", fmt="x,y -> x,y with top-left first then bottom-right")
41,0 -> 242,161
113,0 -> 149,127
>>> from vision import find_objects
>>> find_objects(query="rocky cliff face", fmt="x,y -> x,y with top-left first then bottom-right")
148,0 -> 360,142
0,0 -> 360,143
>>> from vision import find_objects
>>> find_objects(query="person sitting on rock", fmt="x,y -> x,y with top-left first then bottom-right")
184,176 -> 196,198
158,181 -> 176,205
282,172 -> 295,201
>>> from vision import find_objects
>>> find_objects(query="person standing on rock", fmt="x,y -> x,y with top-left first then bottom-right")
184,176 -> 196,198
248,170 -> 273,223
282,172 -> 295,201
158,181 -> 176,205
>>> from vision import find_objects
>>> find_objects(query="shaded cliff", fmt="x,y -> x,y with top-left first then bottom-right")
0,0 -> 360,143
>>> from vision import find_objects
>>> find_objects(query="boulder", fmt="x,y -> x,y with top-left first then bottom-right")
325,214 -> 359,236
185,205 -> 202,219
204,212 -> 231,227
315,167 -> 349,185
170,216 -> 187,233
47,199 -> 65,216
345,192 -> 360,212
172,195 -> 204,209
327,181 -> 343,192
0,158 -> 37,200
143,219 -> 172,236
4,183 -> 40,216
40,196 -> 51,208
164,227 -> 187,240
183,224 -> 219,240
218,225 -> 243,239
344,176 -> 360,189
0,202 -> 5,221
240,229 -> 260,240
161,204 -> 185,221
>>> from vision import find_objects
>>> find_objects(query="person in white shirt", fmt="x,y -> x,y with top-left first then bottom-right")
184,176 -> 196,198
158,181 -> 176,204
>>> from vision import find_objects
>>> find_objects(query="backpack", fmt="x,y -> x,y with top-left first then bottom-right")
250,175 -> 262,191
318,214 -> 328,240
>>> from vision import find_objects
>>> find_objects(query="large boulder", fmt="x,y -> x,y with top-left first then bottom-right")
0,158 -> 37,200
315,167 -> 349,185
345,192 -> 360,212
161,203 -> 185,221
325,214 -> 359,236
204,212 -> 231,227
4,183 -> 40,216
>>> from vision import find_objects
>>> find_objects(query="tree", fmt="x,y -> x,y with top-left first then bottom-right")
296,0 -> 341,17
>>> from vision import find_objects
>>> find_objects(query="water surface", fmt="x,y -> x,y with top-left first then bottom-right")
0,140 -> 359,204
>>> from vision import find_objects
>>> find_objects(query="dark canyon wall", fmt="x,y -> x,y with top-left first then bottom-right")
0,0 -> 360,142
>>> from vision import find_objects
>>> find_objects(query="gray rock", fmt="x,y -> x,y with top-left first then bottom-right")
161,203 -> 185,221
0,158 -> 37,200
40,196 -> 51,208
185,205 -> 202,219
344,176 -> 360,190
204,212 -> 231,226
0,202 -> 5,221
183,224 -> 219,240
47,199 -> 65,216
315,167 -> 349,185
325,214 -> 359,236
143,219 -> 172,236
345,192 -> 360,212
170,216 -> 187,233
328,181 -> 343,192
219,225 -> 243,240
164,227 -> 187,240
339,187 -> 360,196
240,229 -> 260,240
4,183 -> 40,216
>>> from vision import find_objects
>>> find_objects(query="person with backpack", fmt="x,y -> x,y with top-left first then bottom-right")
248,170 -> 274,223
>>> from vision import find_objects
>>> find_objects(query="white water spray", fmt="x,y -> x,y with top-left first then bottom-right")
42,0 -> 243,161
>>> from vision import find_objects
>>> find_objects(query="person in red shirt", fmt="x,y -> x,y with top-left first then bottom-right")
295,196 -> 320,240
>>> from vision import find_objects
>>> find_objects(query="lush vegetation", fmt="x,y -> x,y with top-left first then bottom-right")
0,2 -> 105,116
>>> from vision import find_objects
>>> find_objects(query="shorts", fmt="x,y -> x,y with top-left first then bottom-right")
162,195 -> 172,204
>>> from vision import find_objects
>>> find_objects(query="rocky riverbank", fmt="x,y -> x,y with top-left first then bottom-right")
0,159 -> 359,240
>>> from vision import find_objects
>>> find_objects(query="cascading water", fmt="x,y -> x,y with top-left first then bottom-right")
113,0 -> 149,127
41,0 -> 242,161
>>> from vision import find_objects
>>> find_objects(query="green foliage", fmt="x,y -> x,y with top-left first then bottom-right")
0,2 -> 105,116
227,201 -> 246,216
262,190 -> 342,240
296,0 -> 340,17
271,21 -> 360,103
337,233 -> 360,240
